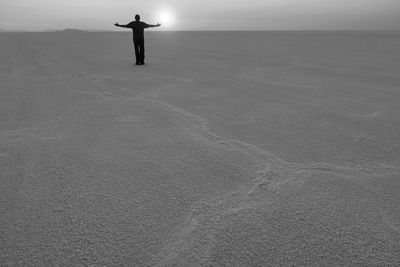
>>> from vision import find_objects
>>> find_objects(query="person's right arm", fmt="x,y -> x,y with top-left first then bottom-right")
114,22 -> 131,28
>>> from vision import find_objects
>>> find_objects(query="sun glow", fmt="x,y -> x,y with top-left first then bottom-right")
156,10 -> 175,27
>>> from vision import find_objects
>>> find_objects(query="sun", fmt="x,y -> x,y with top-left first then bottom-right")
156,10 -> 175,27
160,13 -> 171,24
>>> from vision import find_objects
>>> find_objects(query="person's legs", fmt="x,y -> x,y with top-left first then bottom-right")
133,41 -> 140,64
139,40 -> 145,64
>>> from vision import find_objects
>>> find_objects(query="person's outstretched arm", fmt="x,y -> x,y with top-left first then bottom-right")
114,22 -> 131,28
147,23 -> 161,28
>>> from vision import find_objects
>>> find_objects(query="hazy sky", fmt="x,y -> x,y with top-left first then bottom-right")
1,0 -> 400,31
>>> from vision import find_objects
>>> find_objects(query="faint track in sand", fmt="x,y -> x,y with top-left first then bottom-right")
136,96 -> 400,175
63,66 -> 400,177
127,95 -> 400,265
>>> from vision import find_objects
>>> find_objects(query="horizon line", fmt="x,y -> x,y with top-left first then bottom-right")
1,28 -> 400,33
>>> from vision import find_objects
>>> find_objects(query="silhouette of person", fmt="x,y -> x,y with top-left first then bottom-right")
114,14 -> 161,65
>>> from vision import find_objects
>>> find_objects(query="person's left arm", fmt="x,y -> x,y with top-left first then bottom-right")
146,23 -> 161,28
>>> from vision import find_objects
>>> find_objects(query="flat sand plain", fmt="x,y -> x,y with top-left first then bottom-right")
1,31 -> 400,265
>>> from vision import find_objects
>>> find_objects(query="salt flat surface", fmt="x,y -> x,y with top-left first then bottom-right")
1,31 -> 400,265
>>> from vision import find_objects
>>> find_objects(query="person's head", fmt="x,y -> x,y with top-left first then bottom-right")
135,14 -> 140,21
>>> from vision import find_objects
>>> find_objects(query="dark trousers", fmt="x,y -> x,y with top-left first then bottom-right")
133,39 -> 145,64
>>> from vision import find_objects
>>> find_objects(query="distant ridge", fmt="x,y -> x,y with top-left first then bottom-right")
0,28 -> 88,32
61,28 -> 87,32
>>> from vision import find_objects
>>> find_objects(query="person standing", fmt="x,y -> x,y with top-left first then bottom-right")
114,14 -> 161,65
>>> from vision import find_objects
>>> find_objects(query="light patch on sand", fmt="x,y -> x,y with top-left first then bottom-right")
358,111 -> 382,118
1,128 -> 60,143
114,115 -> 144,123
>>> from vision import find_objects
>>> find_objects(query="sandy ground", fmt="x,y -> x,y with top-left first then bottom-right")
1,31 -> 400,265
